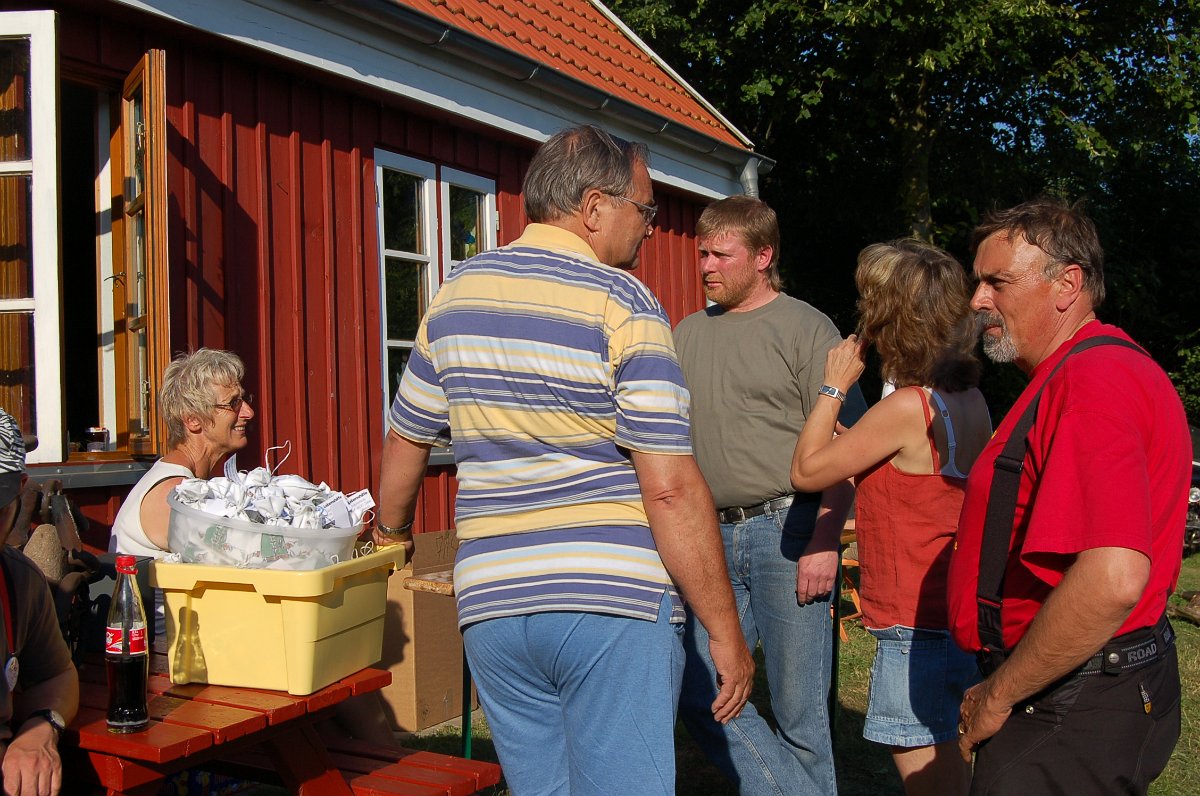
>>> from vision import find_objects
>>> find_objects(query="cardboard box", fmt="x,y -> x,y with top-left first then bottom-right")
151,545 -> 405,695
377,529 -> 476,732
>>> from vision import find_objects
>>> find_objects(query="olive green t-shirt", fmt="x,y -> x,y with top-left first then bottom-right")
674,293 -> 852,509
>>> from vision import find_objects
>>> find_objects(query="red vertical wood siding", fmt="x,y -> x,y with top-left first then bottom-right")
53,6 -> 711,537
643,189 -> 707,327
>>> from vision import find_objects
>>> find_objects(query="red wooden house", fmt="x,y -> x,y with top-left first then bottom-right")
0,0 -> 771,545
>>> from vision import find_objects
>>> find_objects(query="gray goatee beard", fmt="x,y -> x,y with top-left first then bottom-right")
977,311 -> 1017,363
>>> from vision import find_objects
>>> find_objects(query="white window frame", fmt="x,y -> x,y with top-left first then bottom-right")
374,150 -> 437,421
374,152 -> 497,426
439,166 -> 497,272
95,97 -> 117,443
0,10 -> 62,463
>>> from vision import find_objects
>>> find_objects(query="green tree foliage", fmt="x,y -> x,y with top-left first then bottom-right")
1172,334 -> 1200,424
609,0 -> 1200,420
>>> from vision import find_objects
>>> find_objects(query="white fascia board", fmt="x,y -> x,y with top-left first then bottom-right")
104,0 -> 744,199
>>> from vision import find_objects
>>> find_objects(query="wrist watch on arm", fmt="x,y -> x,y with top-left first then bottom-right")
377,520 -> 414,538
818,384 -> 847,403
23,709 -> 66,740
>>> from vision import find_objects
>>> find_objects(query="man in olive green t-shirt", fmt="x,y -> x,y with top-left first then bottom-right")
675,196 -> 862,795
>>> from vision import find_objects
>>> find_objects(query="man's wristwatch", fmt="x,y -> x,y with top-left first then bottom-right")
26,708 -> 66,738
377,520 -> 414,537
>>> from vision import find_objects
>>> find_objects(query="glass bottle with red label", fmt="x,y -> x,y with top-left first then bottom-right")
106,555 -> 149,732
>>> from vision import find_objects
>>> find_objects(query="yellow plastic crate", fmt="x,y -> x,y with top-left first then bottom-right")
150,545 -> 405,695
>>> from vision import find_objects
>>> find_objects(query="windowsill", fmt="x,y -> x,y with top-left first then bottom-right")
30,448 -> 455,490
28,459 -> 155,489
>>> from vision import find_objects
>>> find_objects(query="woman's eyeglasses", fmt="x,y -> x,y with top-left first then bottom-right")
213,393 -> 252,413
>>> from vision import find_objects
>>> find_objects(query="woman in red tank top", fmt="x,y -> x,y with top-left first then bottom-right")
790,240 -> 992,796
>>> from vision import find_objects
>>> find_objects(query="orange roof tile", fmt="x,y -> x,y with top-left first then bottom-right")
395,0 -> 750,150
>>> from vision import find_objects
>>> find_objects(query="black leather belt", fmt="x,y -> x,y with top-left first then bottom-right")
1076,614 -> 1174,676
977,614 -> 1174,678
716,495 -> 795,524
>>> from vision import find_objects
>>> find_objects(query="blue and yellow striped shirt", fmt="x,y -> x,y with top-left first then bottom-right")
389,224 -> 691,627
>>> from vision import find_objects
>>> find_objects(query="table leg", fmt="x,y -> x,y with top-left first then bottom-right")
263,723 -> 354,795
461,651 -> 473,759
108,784 -> 161,796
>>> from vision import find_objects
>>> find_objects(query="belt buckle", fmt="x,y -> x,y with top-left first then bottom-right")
722,506 -> 746,523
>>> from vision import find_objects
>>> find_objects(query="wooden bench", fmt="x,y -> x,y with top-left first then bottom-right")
210,737 -> 501,796
402,569 -> 476,759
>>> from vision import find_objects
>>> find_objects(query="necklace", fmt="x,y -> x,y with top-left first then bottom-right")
1070,314 -> 1098,337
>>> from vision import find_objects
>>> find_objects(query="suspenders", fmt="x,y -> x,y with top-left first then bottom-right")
976,335 -> 1149,664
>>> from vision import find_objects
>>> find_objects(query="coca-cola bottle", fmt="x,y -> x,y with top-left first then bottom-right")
106,555 -> 149,733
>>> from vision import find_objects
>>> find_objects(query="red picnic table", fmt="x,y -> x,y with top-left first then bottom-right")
66,643 -> 501,796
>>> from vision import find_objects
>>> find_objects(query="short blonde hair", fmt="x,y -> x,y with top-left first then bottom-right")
855,240 -> 979,392
159,348 -> 245,447
696,196 -> 782,291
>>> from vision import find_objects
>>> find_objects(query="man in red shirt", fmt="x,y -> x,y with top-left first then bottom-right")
947,198 -> 1189,795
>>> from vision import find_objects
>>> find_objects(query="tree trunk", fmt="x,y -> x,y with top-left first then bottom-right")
897,77 -> 934,241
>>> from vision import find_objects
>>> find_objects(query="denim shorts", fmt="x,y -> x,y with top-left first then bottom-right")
863,625 -> 980,747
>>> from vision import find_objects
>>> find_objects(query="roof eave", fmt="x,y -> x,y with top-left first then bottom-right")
313,0 -> 774,170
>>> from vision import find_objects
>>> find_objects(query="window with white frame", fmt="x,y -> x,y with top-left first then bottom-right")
0,12 -> 60,463
374,151 -> 496,413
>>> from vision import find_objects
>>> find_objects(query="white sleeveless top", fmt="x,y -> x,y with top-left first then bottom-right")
110,459 -> 193,558
109,459 -> 193,638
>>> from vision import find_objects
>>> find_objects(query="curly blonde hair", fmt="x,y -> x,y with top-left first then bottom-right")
855,239 -> 979,392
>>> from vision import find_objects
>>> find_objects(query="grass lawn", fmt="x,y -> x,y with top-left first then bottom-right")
407,551 -> 1200,794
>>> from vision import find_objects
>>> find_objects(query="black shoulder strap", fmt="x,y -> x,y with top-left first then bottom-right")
976,335 -> 1148,655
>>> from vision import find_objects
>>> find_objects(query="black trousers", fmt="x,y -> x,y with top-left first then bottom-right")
970,645 -> 1180,795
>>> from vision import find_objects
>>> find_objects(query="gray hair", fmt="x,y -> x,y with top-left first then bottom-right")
970,197 -> 1106,307
523,125 -> 650,223
159,348 -> 245,447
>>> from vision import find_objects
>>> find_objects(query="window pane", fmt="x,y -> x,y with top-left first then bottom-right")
449,186 -> 483,261
387,346 -> 412,397
384,256 -> 424,340
0,39 -> 31,162
382,170 -> 421,254
129,326 -> 150,440
130,211 -> 147,315
0,311 -> 34,434
0,174 -> 32,299
126,91 -> 144,200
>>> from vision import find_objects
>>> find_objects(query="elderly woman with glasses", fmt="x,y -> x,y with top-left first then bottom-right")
110,348 -> 254,632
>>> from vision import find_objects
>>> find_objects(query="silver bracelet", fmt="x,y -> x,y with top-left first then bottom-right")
377,520 -> 414,537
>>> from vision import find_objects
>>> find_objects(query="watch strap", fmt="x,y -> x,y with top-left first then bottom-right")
27,708 -> 65,735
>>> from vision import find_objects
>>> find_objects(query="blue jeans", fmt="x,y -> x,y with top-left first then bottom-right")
463,594 -> 684,795
680,500 -> 837,795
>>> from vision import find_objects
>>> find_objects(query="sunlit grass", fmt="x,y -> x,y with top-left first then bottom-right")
404,553 -> 1200,795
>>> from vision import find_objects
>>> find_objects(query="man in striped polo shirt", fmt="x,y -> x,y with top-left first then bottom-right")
376,125 -> 753,795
